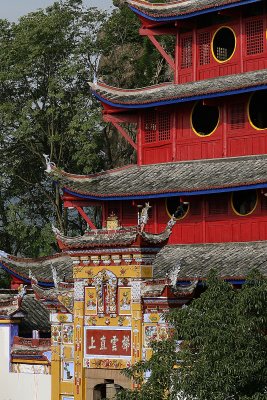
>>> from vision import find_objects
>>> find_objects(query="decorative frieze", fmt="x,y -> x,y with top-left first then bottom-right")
131,280 -> 142,303
74,280 -> 87,301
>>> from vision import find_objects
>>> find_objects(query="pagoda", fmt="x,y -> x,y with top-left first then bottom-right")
2,1 -> 267,400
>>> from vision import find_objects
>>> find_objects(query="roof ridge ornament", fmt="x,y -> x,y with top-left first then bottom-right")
43,154 -> 56,173
51,264 -> 59,289
29,269 -> 38,285
168,261 -> 181,289
139,202 -> 152,232
52,224 -> 61,236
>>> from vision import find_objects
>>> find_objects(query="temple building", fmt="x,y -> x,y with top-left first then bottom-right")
1,0 -> 267,399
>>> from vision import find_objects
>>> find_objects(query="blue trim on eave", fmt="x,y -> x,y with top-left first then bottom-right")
129,0 -> 261,22
63,182 -> 267,201
0,262 -> 54,288
92,83 -> 267,110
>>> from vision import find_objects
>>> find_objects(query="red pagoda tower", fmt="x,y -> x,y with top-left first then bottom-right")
43,0 -> 267,398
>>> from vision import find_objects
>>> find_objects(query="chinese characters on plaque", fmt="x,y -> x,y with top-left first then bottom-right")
85,328 -> 131,357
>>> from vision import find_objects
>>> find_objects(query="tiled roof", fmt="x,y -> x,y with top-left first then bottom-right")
21,294 -> 50,332
127,0 -> 258,20
90,69 -> 267,108
32,284 -> 74,313
153,241 -> 267,280
49,154 -> 267,199
0,290 -> 50,332
0,253 -> 73,285
55,226 -> 172,249
56,228 -> 138,249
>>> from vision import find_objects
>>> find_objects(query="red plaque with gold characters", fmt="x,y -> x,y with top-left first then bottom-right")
84,327 -> 131,357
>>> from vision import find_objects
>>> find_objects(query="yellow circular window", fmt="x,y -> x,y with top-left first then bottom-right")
248,91 -> 267,130
191,102 -> 220,137
212,27 -> 236,63
166,197 -> 189,220
231,190 -> 257,216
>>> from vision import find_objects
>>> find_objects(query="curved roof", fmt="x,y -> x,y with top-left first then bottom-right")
49,154 -> 267,200
127,0 -> 260,21
90,69 -> 267,109
153,240 -> 267,280
0,290 -> 50,332
54,226 -> 172,250
0,253 -> 73,287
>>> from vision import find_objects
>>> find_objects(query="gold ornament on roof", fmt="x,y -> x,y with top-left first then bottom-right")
106,212 -> 120,230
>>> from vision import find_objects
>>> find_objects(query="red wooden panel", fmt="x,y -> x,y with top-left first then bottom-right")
179,33 -> 194,83
228,134 -> 267,157
201,140 -> 223,159
143,145 -> 172,164
205,223 -> 230,242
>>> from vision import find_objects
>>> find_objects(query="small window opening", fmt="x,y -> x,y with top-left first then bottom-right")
158,112 -> 171,141
232,190 -> 257,216
212,27 -> 236,62
144,111 -> 156,143
230,103 -> 245,130
191,102 -> 219,136
181,35 -> 193,69
208,194 -> 228,215
166,197 -> 189,220
248,91 -> 267,130
198,32 -> 211,65
245,19 -> 264,55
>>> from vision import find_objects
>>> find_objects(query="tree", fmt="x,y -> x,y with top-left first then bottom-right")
0,0 -> 173,257
0,0 -> 108,256
117,272 -> 267,400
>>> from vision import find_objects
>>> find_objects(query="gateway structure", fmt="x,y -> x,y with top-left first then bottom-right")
2,1 -> 267,399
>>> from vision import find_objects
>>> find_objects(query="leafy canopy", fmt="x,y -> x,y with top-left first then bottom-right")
117,272 -> 267,400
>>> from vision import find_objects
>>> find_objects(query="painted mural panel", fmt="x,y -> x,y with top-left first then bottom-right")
62,361 -> 74,381
51,325 -> 61,344
85,287 -> 97,315
62,324 -> 74,344
118,287 -> 131,315
84,327 -> 131,358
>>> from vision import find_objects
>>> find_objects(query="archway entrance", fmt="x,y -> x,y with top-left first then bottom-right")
93,379 -> 124,400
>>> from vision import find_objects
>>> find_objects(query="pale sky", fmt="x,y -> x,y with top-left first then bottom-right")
1,0 -> 114,21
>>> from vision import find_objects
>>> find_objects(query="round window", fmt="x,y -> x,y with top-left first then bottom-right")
166,197 -> 189,220
248,91 -> 267,130
232,190 -> 257,216
212,27 -> 236,62
191,102 -> 219,136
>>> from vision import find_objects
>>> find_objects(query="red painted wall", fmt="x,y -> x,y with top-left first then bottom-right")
140,93 -> 267,164
177,14 -> 267,84
108,192 -> 267,245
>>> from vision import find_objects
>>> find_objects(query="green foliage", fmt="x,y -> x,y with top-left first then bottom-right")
0,0 -> 175,257
0,0 -> 108,256
119,272 -> 267,400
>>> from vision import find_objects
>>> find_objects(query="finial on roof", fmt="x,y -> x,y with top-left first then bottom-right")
168,261 -> 181,288
29,269 -> 38,285
17,284 -> 27,299
0,250 -> 8,259
139,202 -> 152,232
52,224 -> 61,236
43,154 -> 56,173
51,264 -> 59,289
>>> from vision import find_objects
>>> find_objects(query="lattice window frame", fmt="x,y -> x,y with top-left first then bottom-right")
143,111 -> 157,143
143,111 -> 171,143
230,103 -> 245,130
181,35 -> 193,69
245,18 -> 264,56
208,194 -> 228,215
198,31 -> 211,66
